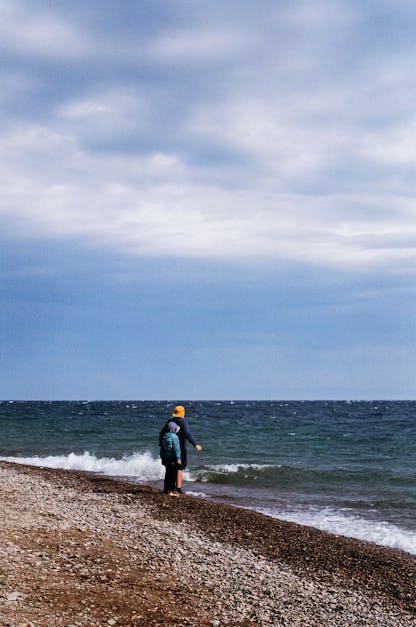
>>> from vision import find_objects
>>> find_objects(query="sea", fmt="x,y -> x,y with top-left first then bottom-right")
1,400 -> 415,555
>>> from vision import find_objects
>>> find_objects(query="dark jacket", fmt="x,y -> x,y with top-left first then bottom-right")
159,417 -> 197,452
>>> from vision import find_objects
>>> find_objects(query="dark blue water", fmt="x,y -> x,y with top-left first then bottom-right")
0,400 -> 415,553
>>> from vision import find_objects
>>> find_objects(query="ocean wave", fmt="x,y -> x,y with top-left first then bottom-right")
258,506 -> 416,555
0,451 -> 166,482
188,462 -> 415,489
190,463 -> 277,484
2,453 -> 416,555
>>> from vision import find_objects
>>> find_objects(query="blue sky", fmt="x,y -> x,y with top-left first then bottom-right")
1,0 -> 415,399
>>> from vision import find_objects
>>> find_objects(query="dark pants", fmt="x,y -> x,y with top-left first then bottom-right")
163,461 -> 177,493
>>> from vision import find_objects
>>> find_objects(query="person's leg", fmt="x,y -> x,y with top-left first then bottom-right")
166,463 -> 177,493
176,449 -> 187,490
163,465 -> 170,494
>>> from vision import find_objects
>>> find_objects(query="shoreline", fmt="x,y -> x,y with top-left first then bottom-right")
1,460 -> 415,626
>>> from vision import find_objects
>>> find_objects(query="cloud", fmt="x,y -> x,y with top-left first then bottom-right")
56,87 -> 156,147
0,1 -> 93,59
145,27 -> 249,65
0,1 -> 415,275
0,122 -> 414,272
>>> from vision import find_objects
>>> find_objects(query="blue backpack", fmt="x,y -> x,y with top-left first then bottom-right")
162,432 -> 175,452
161,432 -> 178,459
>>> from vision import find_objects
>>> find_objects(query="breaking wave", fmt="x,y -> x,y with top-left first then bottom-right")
2,453 -> 416,555
0,451 -> 166,482
258,506 -> 416,555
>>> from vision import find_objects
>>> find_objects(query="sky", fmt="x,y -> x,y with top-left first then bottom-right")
1,0 -> 415,400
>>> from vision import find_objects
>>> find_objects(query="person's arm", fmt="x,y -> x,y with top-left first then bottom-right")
182,419 -> 202,450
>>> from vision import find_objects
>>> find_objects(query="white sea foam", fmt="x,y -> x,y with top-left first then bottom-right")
258,506 -> 416,555
2,453 -> 416,555
202,463 -> 274,473
0,451 -> 166,482
190,463 -> 276,482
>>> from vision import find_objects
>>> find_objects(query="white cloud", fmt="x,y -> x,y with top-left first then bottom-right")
146,27 -> 248,64
55,87 -> 156,144
0,1 -> 93,59
0,122 -> 414,272
0,1 -> 415,276
276,0 -> 357,34
186,98 -> 334,184
362,116 -> 416,167
59,101 -> 112,119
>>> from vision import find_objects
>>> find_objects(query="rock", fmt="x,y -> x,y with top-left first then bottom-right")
6,591 -> 22,601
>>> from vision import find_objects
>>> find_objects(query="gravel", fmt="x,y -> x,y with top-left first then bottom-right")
0,461 -> 415,626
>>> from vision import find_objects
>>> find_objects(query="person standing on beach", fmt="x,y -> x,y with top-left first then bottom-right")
160,421 -> 182,496
159,405 -> 202,494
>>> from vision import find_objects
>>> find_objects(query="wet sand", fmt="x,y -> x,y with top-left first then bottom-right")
1,461 -> 415,626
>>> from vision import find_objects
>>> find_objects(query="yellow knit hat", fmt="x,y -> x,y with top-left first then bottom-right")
172,405 -> 185,418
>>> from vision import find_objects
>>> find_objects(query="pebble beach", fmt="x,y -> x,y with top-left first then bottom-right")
1,461 -> 415,626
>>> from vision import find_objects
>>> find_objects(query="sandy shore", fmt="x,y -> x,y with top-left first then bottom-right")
0,461 -> 415,626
